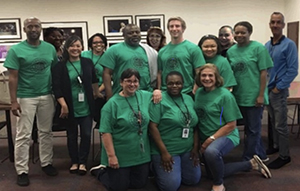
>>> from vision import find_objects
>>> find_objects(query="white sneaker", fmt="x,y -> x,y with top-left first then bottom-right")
90,164 -> 106,177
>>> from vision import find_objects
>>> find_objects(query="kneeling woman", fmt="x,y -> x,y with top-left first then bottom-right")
52,35 -> 100,175
149,71 -> 201,191
194,64 -> 272,191
99,69 -> 161,191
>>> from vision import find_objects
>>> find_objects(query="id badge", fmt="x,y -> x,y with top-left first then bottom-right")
182,128 -> 189,138
78,92 -> 84,102
139,137 -> 145,153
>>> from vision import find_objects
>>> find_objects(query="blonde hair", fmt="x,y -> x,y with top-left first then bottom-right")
195,64 -> 224,87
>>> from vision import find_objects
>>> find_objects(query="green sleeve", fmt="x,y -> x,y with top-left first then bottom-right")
149,102 -> 162,123
99,102 -> 115,133
220,58 -> 237,87
157,52 -> 163,71
99,46 -> 117,70
191,47 -> 206,69
4,48 -> 19,70
257,45 -> 273,71
52,48 -> 58,67
221,91 -> 243,123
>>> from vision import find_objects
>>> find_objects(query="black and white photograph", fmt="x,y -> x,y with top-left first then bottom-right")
103,15 -> 133,37
0,18 -> 21,40
135,14 -> 165,35
41,22 -> 89,50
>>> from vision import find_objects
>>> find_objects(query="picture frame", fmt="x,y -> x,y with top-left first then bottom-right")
0,41 -> 20,62
135,14 -> 165,36
107,39 -> 123,48
0,18 -> 22,40
103,15 -> 133,37
41,21 -> 89,50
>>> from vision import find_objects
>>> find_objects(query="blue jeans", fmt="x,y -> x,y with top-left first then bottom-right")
99,162 -> 149,191
239,106 -> 267,160
152,152 -> 201,191
203,136 -> 252,185
66,115 -> 92,165
267,88 -> 290,158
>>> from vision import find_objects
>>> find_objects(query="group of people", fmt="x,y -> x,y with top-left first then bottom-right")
3,11 -> 298,191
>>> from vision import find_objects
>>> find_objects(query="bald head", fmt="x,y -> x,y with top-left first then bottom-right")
23,17 -> 42,43
24,17 -> 41,26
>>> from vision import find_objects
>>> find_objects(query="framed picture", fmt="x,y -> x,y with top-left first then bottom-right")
41,21 -> 89,50
0,41 -> 20,62
135,14 -> 165,35
0,18 -> 22,40
103,15 -> 133,37
107,39 -> 123,48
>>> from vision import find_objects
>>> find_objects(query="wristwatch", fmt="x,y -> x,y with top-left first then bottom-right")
209,135 -> 216,141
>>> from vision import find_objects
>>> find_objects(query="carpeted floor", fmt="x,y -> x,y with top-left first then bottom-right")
0,118 -> 300,191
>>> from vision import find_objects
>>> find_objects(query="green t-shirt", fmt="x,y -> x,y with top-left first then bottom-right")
194,87 -> 242,146
158,40 -> 206,93
66,60 -> 90,117
100,42 -> 152,94
206,55 -> 237,88
4,40 -> 58,98
81,50 -> 103,86
227,41 -> 273,106
100,90 -> 152,167
149,92 -> 198,155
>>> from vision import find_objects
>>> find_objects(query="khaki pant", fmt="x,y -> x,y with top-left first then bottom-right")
15,94 -> 55,175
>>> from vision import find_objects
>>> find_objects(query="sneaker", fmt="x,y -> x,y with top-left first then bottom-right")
267,156 -> 291,169
261,157 -> 270,163
17,173 -> 30,186
266,147 -> 279,155
42,164 -> 58,176
90,164 -> 106,177
253,155 -> 272,178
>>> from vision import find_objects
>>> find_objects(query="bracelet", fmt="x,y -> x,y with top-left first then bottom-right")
209,135 -> 216,141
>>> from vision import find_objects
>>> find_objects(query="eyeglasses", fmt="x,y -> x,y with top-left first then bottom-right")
167,82 -> 183,86
123,79 -> 139,85
92,41 -> 104,44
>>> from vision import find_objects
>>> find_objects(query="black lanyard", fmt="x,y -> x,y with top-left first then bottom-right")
91,52 -> 102,66
171,95 -> 190,127
125,94 -> 142,135
68,60 -> 81,76
68,60 -> 83,87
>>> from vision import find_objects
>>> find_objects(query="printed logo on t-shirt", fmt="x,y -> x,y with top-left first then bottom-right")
132,57 -> 145,68
128,110 -> 148,131
166,55 -> 179,70
30,58 -> 48,73
195,106 -> 208,121
232,62 -> 248,76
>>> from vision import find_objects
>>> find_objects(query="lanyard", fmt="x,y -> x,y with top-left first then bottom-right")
91,52 -> 102,66
68,60 -> 81,76
68,60 -> 83,87
171,95 -> 191,127
124,94 -> 142,135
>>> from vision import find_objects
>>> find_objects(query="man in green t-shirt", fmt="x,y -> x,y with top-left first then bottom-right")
157,17 -> 206,96
101,24 -> 157,100
4,17 -> 58,187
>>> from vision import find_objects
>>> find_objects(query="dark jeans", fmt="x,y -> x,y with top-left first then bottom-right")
93,97 -> 106,129
98,162 -> 149,191
267,88 -> 290,158
66,115 -> 92,165
239,106 -> 267,160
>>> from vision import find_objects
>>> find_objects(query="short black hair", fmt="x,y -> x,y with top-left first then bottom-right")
234,21 -> 253,34
120,68 -> 141,81
88,33 -> 107,49
198,34 -> 222,55
165,71 -> 184,84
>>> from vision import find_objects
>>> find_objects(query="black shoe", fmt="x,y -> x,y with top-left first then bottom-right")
266,147 -> 279,155
267,157 -> 291,169
42,164 -> 58,176
17,173 -> 30,186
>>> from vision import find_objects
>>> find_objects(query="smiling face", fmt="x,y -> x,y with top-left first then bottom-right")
200,68 -> 216,91
166,74 -> 183,97
201,39 -> 218,59
45,30 -> 64,49
269,14 -> 285,37
218,27 -> 234,48
123,25 -> 141,46
148,32 -> 162,50
23,18 -> 42,41
168,20 -> 184,40
91,36 -> 105,54
67,40 -> 83,61
120,75 -> 140,96
234,25 -> 251,46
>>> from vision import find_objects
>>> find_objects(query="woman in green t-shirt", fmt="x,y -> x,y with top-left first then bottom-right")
149,71 -> 201,191
194,64 -> 272,191
197,34 -> 236,89
97,68 -> 161,191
